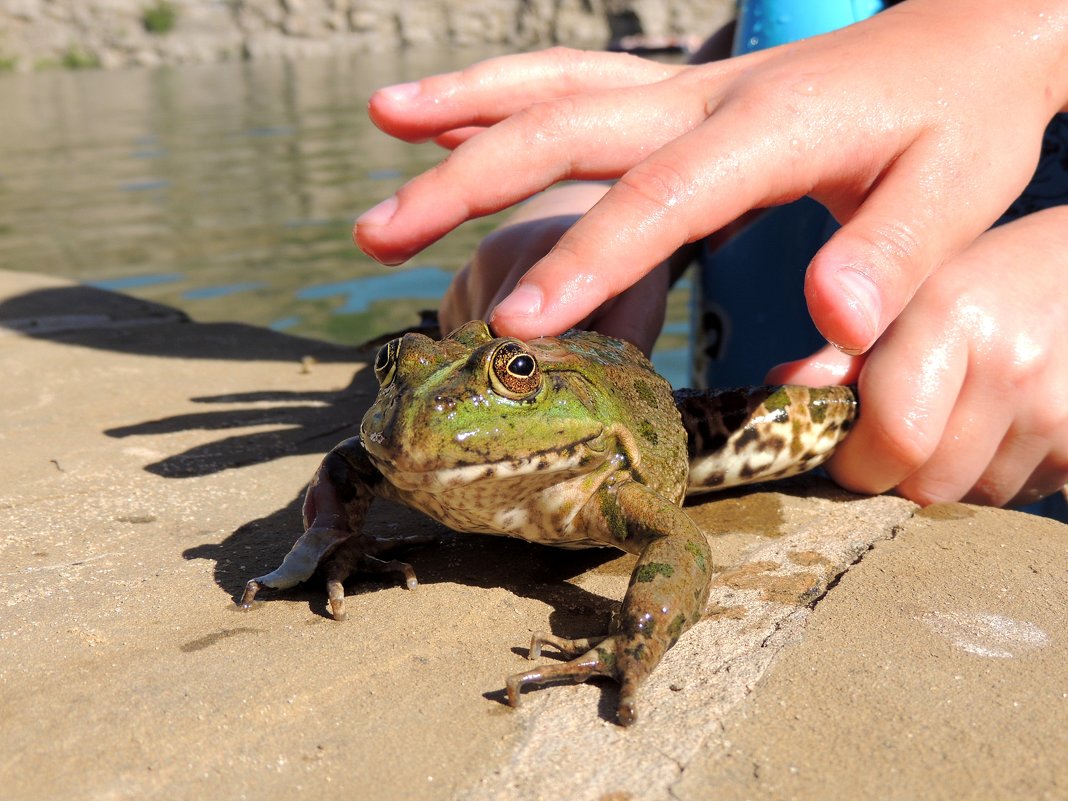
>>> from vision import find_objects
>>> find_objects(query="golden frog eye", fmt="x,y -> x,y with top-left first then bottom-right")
489,342 -> 541,399
373,339 -> 399,387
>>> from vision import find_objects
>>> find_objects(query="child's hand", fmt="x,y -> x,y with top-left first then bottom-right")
355,0 -> 1068,351
768,207 -> 1068,507
437,183 -> 671,353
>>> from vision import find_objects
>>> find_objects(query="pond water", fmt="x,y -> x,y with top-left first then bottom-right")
0,51 -> 689,384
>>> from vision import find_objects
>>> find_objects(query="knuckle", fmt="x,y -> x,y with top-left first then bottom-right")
1033,404 -> 1068,448
544,45 -> 585,74
515,96 -> 581,144
871,412 -> 940,478
615,160 -> 693,220
861,218 -> 928,275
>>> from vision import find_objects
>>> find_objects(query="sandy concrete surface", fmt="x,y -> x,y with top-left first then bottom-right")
1,269 -> 1064,801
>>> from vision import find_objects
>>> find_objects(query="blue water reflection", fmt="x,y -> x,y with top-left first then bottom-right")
90,273 -> 184,290
297,266 -> 453,314
184,282 -> 267,300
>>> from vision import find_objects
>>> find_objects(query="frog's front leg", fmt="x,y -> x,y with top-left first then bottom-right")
239,436 -> 422,620
506,482 -> 713,726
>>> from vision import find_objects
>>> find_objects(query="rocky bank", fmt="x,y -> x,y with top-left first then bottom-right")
2,268 -> 1066,801
0,0 -> 733,70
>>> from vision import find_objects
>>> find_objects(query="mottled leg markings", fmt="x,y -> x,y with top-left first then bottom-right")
676,385 -> 857,493
506,482 -> 713,726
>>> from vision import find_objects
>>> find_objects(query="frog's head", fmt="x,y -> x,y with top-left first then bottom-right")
360,321 -> 639,487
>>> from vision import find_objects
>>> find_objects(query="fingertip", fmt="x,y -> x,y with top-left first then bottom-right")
489,285 -> 550,340
805,259 -> 882,355
377,81 -> 421,105
352,226 -> 403,265
354,195 -> 431,265
368,82 -> 437,142
493,284 -> 543,321
355,195 -> 398,229
490,282 -> 588,341
765,345 -> 863,385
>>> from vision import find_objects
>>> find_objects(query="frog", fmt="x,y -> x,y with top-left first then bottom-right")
239,321 -> 857,725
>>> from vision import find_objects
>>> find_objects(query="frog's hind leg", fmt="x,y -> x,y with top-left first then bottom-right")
506,483 -> 713,726
677,385 -> 858,493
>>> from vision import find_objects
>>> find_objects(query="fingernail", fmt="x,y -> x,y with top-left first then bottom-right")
355,195 -> 398,228
833,267 -> 880,354
379,82 -> 420,104
493,285 -> 543,320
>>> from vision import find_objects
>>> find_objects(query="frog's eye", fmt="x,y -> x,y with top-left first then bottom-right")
489,342 -> 541,399
373,340 -> 399,387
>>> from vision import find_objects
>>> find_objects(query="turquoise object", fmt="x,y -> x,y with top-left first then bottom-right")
733,0 -> 887,53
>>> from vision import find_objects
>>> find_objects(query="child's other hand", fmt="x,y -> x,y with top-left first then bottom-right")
768,207 -> 1068,507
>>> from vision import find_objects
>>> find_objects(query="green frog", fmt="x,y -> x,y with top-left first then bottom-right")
240,321 -> 857,725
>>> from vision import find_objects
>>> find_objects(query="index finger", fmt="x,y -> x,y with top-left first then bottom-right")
490,96 -> 818,338
354,77 -> 715,265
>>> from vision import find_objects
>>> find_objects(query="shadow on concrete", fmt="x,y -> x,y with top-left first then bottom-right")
1,285 -> 380,475
183,488 -> 626,717
0,285 -> 362,361
184,489 -> 622,630
105,377 -> 372,476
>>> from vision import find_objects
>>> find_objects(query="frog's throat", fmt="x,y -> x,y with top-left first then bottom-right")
365,432 -> 615,493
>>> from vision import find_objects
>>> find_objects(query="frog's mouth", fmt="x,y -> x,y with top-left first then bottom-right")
364,433 -> 612,493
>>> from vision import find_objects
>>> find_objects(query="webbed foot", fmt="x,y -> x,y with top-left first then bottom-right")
236,525 -> 420,619
322,544 -> 418,620
505,632 -> 642,726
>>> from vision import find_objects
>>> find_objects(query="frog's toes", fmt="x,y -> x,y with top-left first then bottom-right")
528,631 -> 607,660
237,524 -> 357,612
361,554 -> 419,590
506,636 -> 643,725
322,546 -> 419,621
238,579 -> 263,609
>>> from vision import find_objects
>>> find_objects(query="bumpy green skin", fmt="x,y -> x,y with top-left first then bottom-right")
240,322 -> 858,725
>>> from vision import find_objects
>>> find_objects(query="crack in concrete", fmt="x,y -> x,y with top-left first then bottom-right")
806,518 -> 912,612
466,491 -> 919,801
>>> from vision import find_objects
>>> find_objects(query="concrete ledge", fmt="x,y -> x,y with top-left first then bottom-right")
1,269 -> 1064,800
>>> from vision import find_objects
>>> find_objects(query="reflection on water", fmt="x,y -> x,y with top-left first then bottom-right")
0,51 -> 689,384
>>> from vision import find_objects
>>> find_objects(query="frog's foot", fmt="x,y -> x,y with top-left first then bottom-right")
237,524 -> 419,619
505,633 -> 642,726
238,524 -> 354,610
322,540 -> 418,621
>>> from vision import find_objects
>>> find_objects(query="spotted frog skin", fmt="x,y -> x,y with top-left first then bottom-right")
240,321 -> 857,725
